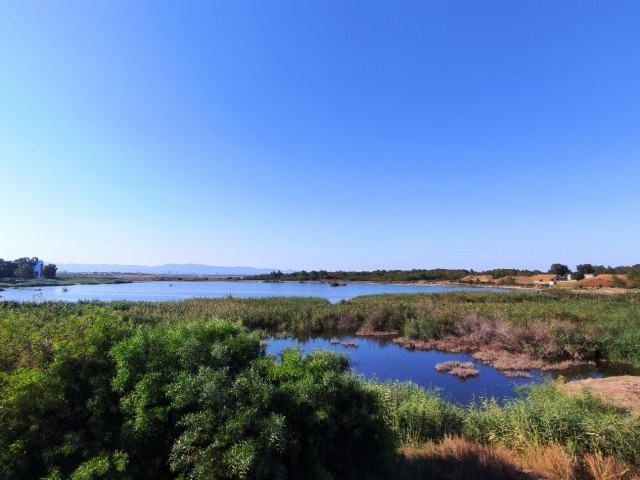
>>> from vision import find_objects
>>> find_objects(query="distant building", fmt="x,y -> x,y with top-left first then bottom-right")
33,260 -> 44,279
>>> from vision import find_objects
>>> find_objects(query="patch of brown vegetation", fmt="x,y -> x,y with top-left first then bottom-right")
496,276 -> 537,286
398,438 -> 640,480
577,274 -> 632,289
460,275 -> 494,283
393,337 -> 592,375
397,437 -> 530,480
394,313 -> 596,375
472,348 -> 593,373
559,376 -> 640,413
393,336 -> 470,353
435,361 -> 479,378
581,451 -> 635,480
518,443 -> 575,480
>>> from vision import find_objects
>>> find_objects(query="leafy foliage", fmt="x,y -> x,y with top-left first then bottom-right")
0,306 -> 394,479
43,264 -> 58,279
549,263 -> 570,276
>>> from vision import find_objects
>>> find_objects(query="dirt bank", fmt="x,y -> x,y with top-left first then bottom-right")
559,376 -> 640,413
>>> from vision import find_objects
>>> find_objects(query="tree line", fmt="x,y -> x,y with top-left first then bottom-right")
0,257 -> 57,279
254,268 -> 541,283
252,264 -> 640,285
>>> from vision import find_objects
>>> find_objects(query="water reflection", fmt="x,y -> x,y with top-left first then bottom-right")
266,334 -> 639,405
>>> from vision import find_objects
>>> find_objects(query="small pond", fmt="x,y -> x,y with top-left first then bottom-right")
266,334 -> 639,405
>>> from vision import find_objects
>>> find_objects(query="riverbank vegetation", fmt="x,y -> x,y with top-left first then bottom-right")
2,292 -> 640,478
0,276 -> 132,289
88,290 -> 640,368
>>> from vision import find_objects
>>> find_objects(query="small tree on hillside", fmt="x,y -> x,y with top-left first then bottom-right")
549,264 -> 570,277
43,264 -> 58,279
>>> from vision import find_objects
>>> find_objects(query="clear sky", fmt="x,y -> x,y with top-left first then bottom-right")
1,1 -> 639,271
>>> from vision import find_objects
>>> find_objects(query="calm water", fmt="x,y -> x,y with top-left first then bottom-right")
266,334 -> 638,405
0,280 -> 504,303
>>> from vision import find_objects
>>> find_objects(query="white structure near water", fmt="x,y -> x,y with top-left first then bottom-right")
33,260 -> 44,279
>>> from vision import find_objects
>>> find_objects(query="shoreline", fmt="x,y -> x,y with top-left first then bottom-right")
3,274 -> 636,295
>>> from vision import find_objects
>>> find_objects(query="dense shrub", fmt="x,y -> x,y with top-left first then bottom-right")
0,309 -> 395,479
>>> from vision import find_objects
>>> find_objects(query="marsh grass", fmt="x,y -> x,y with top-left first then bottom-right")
57,290 -> 638,366
364,379 -> 640,473
2,298 -> 640,478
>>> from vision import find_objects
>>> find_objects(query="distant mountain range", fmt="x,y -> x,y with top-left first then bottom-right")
56,263 -> 291,276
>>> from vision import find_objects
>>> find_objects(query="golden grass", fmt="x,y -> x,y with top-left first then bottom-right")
395,438 -> 640,480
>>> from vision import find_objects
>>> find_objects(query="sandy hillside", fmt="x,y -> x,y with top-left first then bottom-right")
560,376 -> 640,413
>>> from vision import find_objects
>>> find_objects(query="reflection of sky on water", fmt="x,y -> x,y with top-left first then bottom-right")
0,280 -> 504,303
266,335 -> 637,405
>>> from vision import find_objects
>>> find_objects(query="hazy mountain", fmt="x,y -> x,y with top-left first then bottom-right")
56,263 -> 290,276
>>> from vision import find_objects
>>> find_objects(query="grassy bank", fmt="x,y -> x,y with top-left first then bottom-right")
0,276 -> 132,289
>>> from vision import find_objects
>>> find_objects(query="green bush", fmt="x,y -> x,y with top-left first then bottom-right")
0,308 -> 395,479
462,382 -> 640,465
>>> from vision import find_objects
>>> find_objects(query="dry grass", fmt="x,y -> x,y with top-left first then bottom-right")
435,361 -> 480,378
396,437 -> 529,479
472,348 -> 592,372
581,452 -> 636,480
395,439 -> 640,480
395,312 -> 598,375
518,443 -> 576,480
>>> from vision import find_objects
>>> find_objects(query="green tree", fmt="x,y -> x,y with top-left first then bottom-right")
43,264 -> 58,279
0,259 -> 17,278
576,264 -> 596,275
627,264 -> 640,288
110,320 -> 394,479
549,263 -> 570,277
14,263 -> 35,279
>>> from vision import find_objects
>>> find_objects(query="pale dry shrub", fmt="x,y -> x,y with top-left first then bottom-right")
582,452 -> 633,480
518,443 -> 576,480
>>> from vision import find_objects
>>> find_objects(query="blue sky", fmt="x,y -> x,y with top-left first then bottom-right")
1,1 -> 639,271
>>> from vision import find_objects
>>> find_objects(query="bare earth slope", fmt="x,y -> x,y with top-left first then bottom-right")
560,376 -> 640,413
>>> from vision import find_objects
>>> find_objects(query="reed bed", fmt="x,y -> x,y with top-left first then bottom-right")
109,290 -> 640,367
3,289 -> 639,369
368,379 -> 640,477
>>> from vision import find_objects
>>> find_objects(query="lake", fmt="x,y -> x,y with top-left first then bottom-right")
266,334 -> 638,405
0,280 -> 504,303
